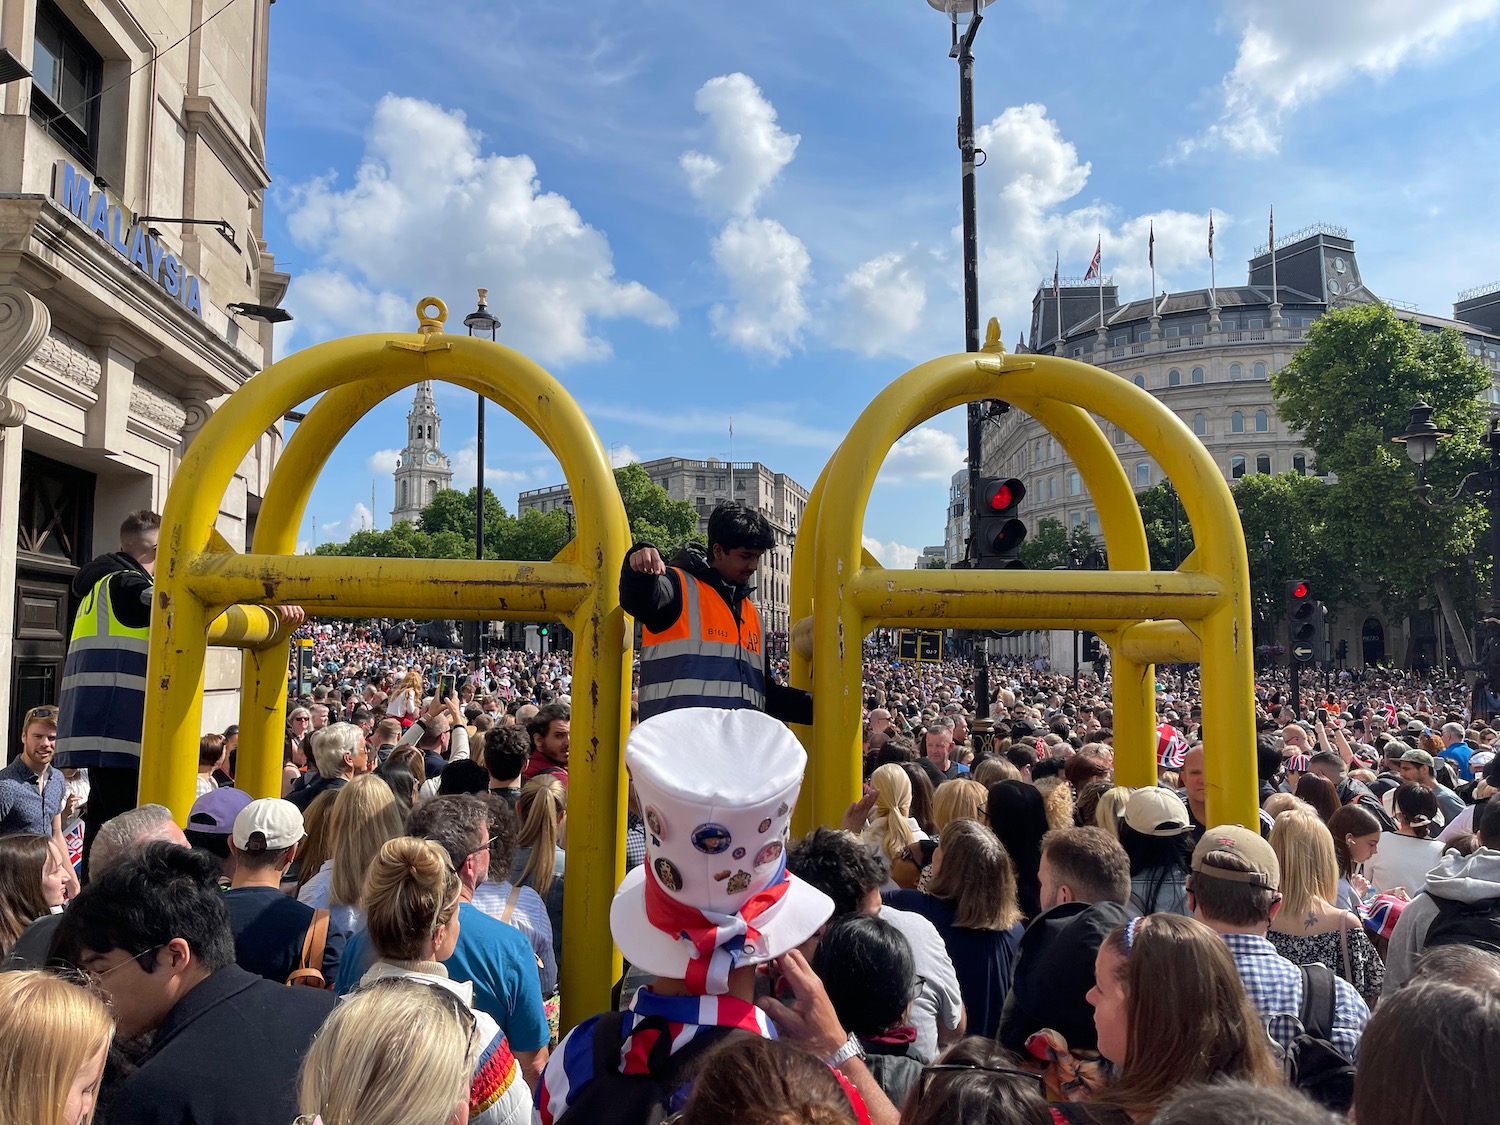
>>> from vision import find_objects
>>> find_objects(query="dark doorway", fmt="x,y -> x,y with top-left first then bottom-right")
1361,617 -> 1385,667
10,450 -> 94,760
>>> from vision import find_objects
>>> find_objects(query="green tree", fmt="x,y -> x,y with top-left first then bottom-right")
1018,519 -> 1100,570
614,462 -> 701,558
499,507 -> 570,561
313,520 -> 473,559
1273,303 -> 1491,659
418,487 -> 508,552
1229,473 -> 1350,638
1135,483 -> 1196,571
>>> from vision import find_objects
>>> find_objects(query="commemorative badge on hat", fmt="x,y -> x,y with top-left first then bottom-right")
611,708 -> 833,994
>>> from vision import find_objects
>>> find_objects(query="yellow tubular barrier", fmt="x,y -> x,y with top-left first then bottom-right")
798,333 -> 1256,832
143,300 -> 631,1029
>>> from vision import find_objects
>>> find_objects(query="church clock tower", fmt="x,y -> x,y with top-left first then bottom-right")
392,380 -> 454,525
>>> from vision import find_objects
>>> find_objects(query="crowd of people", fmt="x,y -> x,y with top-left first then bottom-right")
3,501 -> 1497,1124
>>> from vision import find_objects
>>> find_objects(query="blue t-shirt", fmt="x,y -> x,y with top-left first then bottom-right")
335,901 -> 549,1051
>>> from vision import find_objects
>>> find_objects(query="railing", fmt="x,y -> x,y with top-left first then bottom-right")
1253,222 -> 1349,255
1458,281 -> 1500,302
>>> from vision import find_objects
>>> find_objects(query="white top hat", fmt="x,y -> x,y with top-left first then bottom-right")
610,708 -> 833,994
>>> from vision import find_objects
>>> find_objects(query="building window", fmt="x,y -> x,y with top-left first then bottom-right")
1034,439 -> 1044,462
1255,453 -> 1272,475
714,476 -> 724,489
1087,510 -> 1100,531
696,475 -> 705,488
696,497 -> 707,511
426,480 -> 437,501
1253,362 -> 1268,380
1293,452 -> 1307,475
400,480 -> 409,508
1168,368 -> 1182,386
736,478 -> 745,491
1191,366 -> 1205,384
1192,412 -> 1207,436
1255,409 -> 1269,433
30,1 -> 102,170
1165,325 -> 1180,338
1230,411 -> 1245,434
1046,477 -> 1056,501
1133,374 -> 1146,388
1135,462 -> 1150,488
1070,512 -> 1083,528
1247,318 -> 1264,330
1230,455 -> 1246,479
1046,437 -> 1055,459
1229,362 -> 1242,381
1112,425 -> 1124,445
1067,471 -> 1081,496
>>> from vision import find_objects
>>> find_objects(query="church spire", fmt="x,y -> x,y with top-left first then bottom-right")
391,381 -> 453,525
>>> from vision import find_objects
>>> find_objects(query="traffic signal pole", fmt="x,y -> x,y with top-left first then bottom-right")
953,10 -> 991,719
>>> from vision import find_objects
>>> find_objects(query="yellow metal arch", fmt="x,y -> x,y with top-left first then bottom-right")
141,299 -> 631,1027
794,329 -> 1256,832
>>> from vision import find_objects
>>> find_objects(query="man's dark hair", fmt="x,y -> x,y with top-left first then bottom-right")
1005,744 -> 1038,771
1478,799 -> 1500,850
1031,757 -> 1062,781
1188,850 -> 1278,928
483,793 -> 519,874
810,913 -> 915,1038
527,702 -> 570,749
406,794 -> 488,870
437,759 -> 490,796
119,509 -> 161,554
351,707 -> 373,725
1307,750 -> 1346,781
234,843 -> 295,872
483,726 -> 529,782
706,502 -> 774,553
786,827 -> 887,918
1040,827 -> 1130,904
1255,735 -> 1283,782
59,842 -> 234,972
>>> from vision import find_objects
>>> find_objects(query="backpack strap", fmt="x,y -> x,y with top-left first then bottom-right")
288,909 -> 330,988
1298,963 -> 1336,1041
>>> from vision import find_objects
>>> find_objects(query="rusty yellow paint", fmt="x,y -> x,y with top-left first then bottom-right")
794,322 -> 1256,829
142,298 -> 631,1029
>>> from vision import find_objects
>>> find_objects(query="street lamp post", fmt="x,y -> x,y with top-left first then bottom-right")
1392,400 -> 1500,667
464,289 -> 501,659
927,0 -> 997,717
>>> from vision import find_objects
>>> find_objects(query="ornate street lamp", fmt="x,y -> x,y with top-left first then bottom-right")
464,289 -> 501,657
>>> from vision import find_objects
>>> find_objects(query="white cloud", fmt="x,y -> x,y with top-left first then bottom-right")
319,502 -> 375,540
880,426 -> 966,483
683,75 -> 811,361
1185,0 -> 1500,156
609,444 -> 641,466
862,535 -> 922,570
832,249 -> 932,358
708,217 -> 811,358
365,448 -> 403,477
589,403 -> 842,450
681,73 -> 800,218
278,94 -> 674,366
446,443 -> 540,493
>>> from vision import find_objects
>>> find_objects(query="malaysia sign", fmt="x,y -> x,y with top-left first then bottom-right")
50,161 -> 204,319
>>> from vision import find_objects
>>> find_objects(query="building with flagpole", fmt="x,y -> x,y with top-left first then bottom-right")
980,222 -> 1500,667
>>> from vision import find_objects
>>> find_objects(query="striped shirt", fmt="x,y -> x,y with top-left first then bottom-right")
538,988 -> 774,1125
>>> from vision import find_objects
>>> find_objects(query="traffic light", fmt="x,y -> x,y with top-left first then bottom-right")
975,477 -> 1027,569
1082,631 -> 1102,662
1287,579 -> 1317,662
539,625 -> 549,637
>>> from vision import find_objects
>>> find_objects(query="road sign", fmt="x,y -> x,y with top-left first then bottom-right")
1292,643 -> 1314,662
897,628 -> 944,662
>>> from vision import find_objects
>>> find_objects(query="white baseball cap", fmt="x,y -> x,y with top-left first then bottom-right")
232,797 -> 305,851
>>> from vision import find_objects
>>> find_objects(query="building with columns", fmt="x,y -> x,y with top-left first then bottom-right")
0,1 -> 287,753
518,456 -> 808,641
390,380 -> 453,525
979,224 -> 1500,667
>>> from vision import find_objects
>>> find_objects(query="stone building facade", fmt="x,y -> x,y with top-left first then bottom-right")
0,0 -> 287,751
390,381 -> 453,525
980,225 -> 1500,667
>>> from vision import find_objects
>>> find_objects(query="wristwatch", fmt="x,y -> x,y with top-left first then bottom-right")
825,1033 -> 865,1067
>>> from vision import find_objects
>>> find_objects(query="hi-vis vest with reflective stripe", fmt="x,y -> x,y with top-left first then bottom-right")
55,572 -> 150,768
638,567 -> 765,721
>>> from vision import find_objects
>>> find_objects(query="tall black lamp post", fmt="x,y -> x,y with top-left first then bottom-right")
1392,398 -> 1500,627
927,0 -> 996,715
464,289 -> 501,658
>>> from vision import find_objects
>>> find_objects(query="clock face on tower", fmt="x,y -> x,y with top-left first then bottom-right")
427,451 -> 439,465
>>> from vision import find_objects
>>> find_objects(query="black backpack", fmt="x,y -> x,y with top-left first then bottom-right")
1422,893 -> 1500,954
555,1010 -> 742,1125
1287,964 -> 1356,1113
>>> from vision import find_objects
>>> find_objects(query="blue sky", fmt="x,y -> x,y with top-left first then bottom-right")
264,0 -> 1500,563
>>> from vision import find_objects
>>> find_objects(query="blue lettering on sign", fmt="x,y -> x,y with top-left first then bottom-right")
49,160 -> 207,320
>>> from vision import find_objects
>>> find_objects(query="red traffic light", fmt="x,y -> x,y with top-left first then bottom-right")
983,478 -> 1026,513
1291,582 -> 1308,599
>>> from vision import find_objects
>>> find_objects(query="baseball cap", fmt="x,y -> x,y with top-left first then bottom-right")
1124,787 -> 1190,837
1191,824 -> 1280,890
187,787 -> 253,834
233,797 -> 305,851
1399,747 -> 1436,769
1404,720 -> 1426,736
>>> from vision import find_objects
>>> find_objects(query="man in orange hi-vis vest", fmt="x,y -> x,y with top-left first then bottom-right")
621,503 -> 812,725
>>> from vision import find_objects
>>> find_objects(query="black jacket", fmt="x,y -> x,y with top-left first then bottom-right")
97,964 -> 334,1125
71,551 -> 152,630
619,542 -> 812,725
999,899 -> 1130,1053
